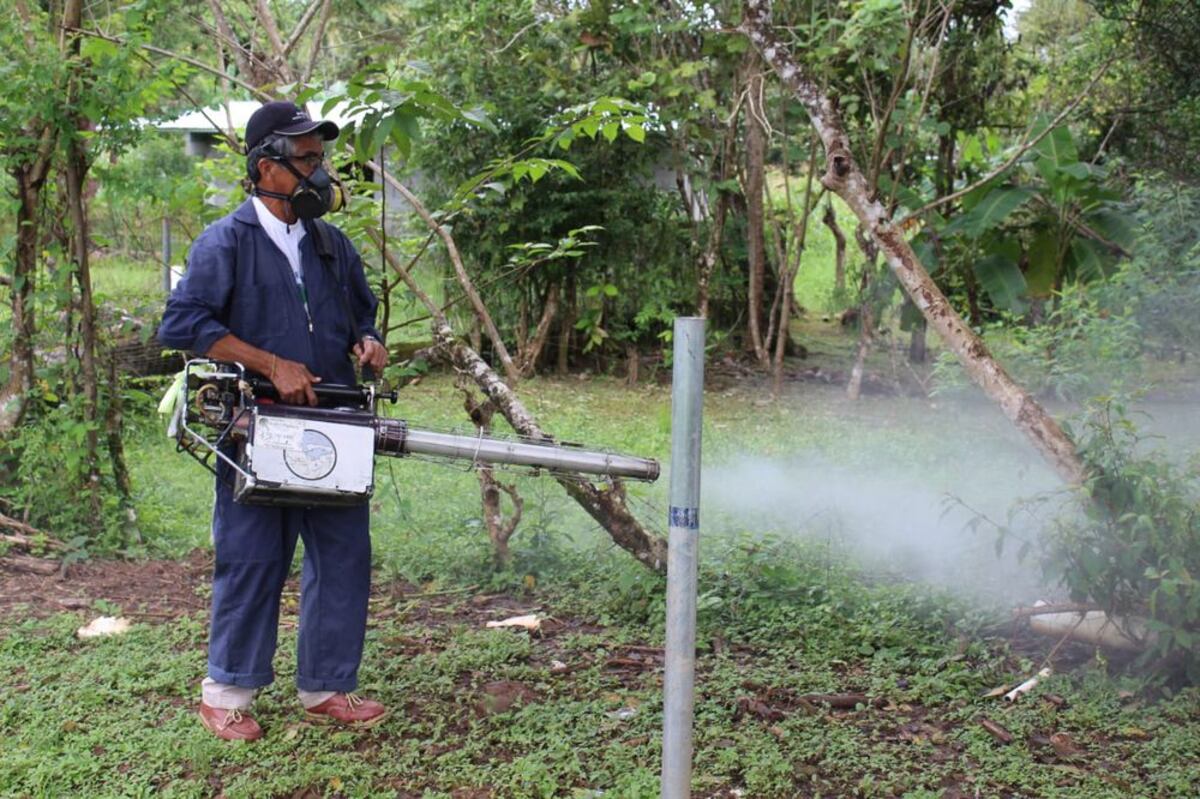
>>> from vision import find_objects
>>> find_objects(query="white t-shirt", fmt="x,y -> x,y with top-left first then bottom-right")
251,197 -> 306,286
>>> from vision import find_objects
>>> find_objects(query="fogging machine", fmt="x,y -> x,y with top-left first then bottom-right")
171,359 -> 660,507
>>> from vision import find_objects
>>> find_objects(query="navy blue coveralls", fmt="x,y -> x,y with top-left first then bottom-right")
158,199 -> 380,693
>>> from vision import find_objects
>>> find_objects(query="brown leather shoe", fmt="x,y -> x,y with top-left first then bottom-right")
198,702 -> 263,741
304,693 -> 388,727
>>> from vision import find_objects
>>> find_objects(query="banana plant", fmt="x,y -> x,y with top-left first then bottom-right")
929,118 -> 1134,315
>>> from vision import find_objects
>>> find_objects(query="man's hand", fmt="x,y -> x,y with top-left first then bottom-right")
272,357 -> 321,406
353,336 -> 388,373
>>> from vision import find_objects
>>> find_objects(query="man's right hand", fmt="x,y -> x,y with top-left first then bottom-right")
271,357 -> 321,406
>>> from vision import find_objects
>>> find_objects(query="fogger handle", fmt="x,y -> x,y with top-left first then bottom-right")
246,377 -> 398,407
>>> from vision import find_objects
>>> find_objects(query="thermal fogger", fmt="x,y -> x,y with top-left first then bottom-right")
166,359 -> 660,507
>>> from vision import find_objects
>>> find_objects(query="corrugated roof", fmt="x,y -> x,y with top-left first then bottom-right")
152,100 -> 362,135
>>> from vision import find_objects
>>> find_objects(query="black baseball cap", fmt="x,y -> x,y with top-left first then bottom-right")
245,101 -> 339,152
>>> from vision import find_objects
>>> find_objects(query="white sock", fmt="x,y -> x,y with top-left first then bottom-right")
298,689 -> 337,709
201,677 -> 256,710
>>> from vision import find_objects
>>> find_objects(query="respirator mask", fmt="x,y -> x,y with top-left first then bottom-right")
252,149 -> 346,220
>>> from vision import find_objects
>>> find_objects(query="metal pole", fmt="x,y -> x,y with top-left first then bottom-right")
396,427 -> 660,481
161,216 -> 172,294
662,316 -> 705,799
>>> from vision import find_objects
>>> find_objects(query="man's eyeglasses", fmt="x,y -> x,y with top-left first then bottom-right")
273,153 -> 324,171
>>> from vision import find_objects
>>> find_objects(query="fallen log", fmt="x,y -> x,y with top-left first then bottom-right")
798,693 -> 877,709
980,718 -> 1014,744
0,519 -> 66,551
1,554 -> 60,576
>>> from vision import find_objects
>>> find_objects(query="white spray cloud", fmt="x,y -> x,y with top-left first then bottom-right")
702,450 -> 1066,605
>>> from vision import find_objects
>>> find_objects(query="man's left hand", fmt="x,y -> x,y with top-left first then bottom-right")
353,336 -> 389,372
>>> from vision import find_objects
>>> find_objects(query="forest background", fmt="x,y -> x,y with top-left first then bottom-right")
3,0 -> 1200,796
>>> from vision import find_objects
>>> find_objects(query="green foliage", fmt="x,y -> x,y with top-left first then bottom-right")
1111,176 -> 1200,358
1044,399 -> 1200,680
0,392 -> 125,551
932,277 -> 1143,401
932,121 -> 1132,317
91,134 -> 204,260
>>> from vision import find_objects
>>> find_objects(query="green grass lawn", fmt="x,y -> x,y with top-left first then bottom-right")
4,546 -> 1200,798
5,366 -> 1200,797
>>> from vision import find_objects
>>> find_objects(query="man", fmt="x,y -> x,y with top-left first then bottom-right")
159,101 -> 389,741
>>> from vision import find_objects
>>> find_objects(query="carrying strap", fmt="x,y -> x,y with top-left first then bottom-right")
304,219 -> 357,349
304,219 -> 376,381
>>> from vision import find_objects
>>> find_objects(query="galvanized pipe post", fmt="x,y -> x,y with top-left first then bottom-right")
161,216 -> 172,294
661,316 -> 705,799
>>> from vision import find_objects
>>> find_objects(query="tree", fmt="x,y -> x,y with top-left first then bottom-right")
742,0 -> 1087,485
0,0 -> 65,433
0,0 -> 177,541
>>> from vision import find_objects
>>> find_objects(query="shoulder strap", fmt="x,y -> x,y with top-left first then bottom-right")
305,218 -> 337,265
303,219 -> 359,352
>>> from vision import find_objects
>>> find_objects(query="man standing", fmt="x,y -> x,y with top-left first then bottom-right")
159,101 -> 389,741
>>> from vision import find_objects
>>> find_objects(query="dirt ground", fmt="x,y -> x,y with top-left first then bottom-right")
0,551 -> 551,629
0,550 -> 214,623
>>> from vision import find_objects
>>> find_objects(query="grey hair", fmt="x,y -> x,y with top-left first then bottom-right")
247,133 -> 299,183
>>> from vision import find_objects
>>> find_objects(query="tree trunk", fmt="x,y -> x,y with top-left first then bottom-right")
0,171 -> 42,433
515,294 -> 529,356
517,281 -> 559,377
697,101 -> 738,318
822,202 -> 847,297
696,196 -> 730,320
106,353 -> 140,541
65,145 -> 103,518
558,274 -> 576,375
908,317 -> 927,364
846,261 -> 874,401
64,0 -> 103,519
462,392 -> 523,567
743,0 -> 1086,485
744,73 -> 769,365
773,145 -> 819,397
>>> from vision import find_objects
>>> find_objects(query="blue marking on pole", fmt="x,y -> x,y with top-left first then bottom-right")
669,506 -> 699,530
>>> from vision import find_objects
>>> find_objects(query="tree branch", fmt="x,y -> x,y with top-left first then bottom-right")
742,0 -> 1087,486
364,157 -> 520,383
282,0 -> 325,57
253,0 -> 296,83
66,26 -> 273,101
206,0 -> 272,89
902,52 -> 1117,222
299,0 -> 334,85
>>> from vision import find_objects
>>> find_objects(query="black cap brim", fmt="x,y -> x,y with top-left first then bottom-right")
274,119 -> 340,142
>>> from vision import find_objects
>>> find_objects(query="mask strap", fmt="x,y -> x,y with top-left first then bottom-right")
254,187 -> 292,202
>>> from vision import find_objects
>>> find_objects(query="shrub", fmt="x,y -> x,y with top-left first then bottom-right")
1039,399 -> 1200,680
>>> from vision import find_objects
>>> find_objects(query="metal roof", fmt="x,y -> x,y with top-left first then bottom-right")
151,100 -> 361,135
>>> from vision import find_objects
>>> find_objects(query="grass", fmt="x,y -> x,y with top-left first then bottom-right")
6,360 -> 1200,797
7,268 -> 1200,796
4,543 -> 1200,797
91,256 -> 166,312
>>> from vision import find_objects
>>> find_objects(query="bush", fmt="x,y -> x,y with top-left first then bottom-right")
1039,399 -> 1200,680
0,393 -> 129,552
